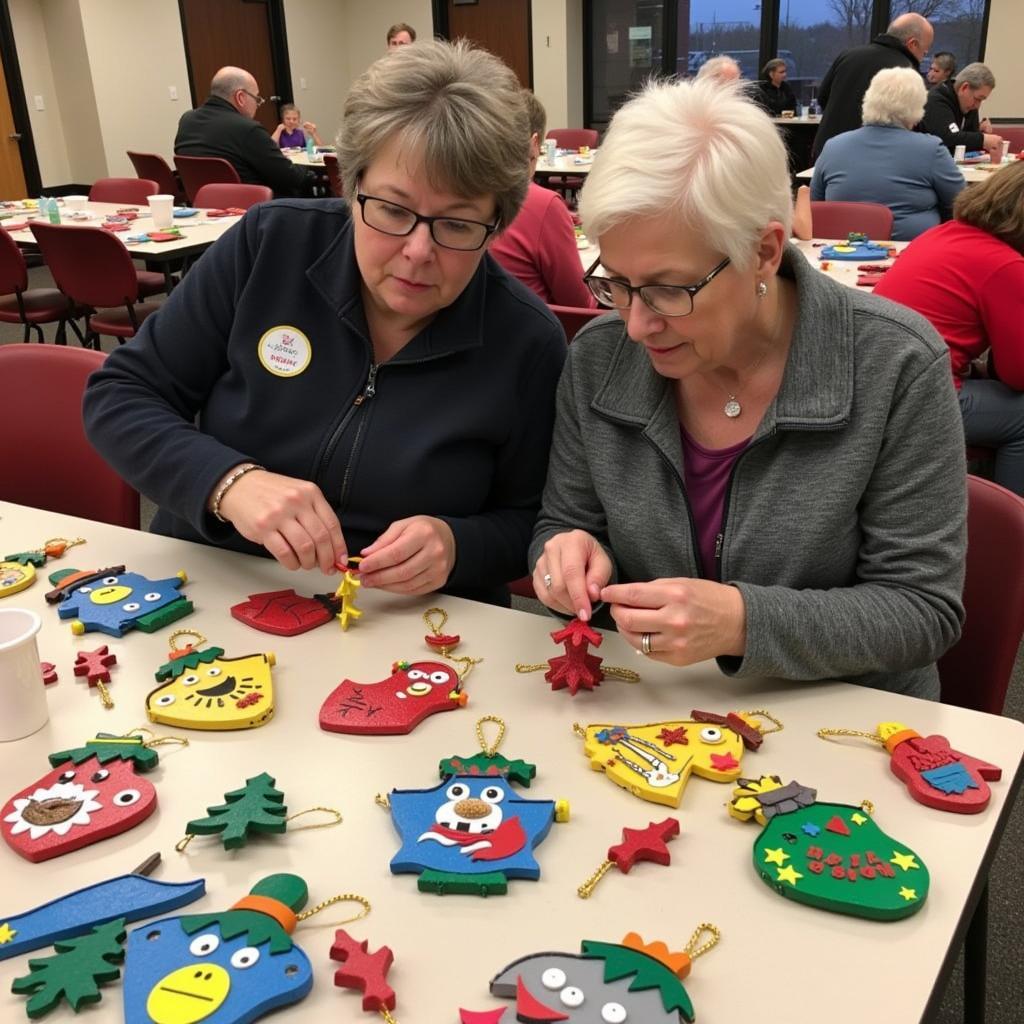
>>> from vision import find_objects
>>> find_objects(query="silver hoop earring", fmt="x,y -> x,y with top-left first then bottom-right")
756,281 -> 768,298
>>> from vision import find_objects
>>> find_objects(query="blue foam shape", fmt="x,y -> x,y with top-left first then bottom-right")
921,761 -> 980,795
56,569 -> 186,636
173,208 -> 199,218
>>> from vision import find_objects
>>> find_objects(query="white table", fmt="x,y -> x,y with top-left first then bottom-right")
283,149 -> 332,168
533,153 -> 595,181
0,501 -> 1020,1023
771,114 -> 822,126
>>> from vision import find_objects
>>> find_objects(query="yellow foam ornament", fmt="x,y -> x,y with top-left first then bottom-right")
0,561 -> 35,598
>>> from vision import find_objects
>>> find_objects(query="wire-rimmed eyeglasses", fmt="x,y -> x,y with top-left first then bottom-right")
583,255 -> 731,317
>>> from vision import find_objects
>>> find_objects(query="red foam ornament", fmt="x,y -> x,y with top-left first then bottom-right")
330,929 -> 396,1013
40,662 -> 58,685
73,646 -> 117,687
546,619 -> 605,694
608,818 -> 681,873
230,588 -> 341,636
460,1011 -> 508,1023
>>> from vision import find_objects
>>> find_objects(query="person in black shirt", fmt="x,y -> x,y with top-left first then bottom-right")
755,59 -> 797,117
920,62 -> 1004,160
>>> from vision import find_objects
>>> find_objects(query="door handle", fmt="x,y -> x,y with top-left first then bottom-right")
8,132 -> 22,140
269,95 -> 281,102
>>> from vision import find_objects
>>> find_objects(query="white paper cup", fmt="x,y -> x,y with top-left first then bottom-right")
954,144 -> 966,163
64,195 -> 88,213
1001,140 -> 1011,162
147,194 -> 174,229
0,608 -> 48,742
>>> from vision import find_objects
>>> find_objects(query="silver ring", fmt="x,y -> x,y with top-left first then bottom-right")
542,573 -> 553,589
641,632 -> 653,656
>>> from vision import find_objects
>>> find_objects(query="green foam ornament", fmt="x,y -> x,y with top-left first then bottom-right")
728,775 -> 929,921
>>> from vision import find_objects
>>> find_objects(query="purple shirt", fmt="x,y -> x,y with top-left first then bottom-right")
680,426 -> 749,579
278,128 -> 306,149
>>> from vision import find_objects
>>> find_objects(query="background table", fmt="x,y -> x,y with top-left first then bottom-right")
796,157 -> 1018,185
533,152 -> 594,181
0,501 -> 1020,1023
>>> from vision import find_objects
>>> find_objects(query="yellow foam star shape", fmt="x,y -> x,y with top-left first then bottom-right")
898,887 -> 918,901
851,812 -> 867,825
0,922 -> 16,944
336,600 -> 363,631
890,851 -> 920,872
763,847 -> 790,866
776,864 -> 803,886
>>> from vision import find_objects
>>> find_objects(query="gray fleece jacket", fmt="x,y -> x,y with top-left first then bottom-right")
530,245 -> 966,698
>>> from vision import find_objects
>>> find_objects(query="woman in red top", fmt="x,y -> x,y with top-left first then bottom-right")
874,162 -> 1024,494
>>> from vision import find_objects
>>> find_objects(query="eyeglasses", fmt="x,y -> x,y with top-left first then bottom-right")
356,193 -> 497,252
241,90 -> 265,108
583,255 -> 731,317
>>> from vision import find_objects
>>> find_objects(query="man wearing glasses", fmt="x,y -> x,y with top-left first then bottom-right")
175,66 -> 315,198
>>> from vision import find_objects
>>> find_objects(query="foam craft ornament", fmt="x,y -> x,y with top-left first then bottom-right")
577,818 -> 680,898
385,716 -> 569,896
319,655 -> 478,736
334,557 -> 363,630
819,233 -> 891,261
1,537 -> 85,600
1,731 -> 181,863
147,629 -> 276,730
728,774 -> 930,920
45,565 -> 192,637
515,617 -> 640,695
818,721 -> 1001,814
0,852 -> 205,961
73,645 -> 118,708
575,709 -> 781,808
330,930 -> 398,1021
459,924 -> 720,1024
176,771 -> 341,852
121,874 -> 315,1024
229,588 -> 341,636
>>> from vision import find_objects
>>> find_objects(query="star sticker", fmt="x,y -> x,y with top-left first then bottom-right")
657,726 -> 688,746
801,822 -> 821,836
709,752 -> 740,771
851,812 -> 867,825
763,847 -> 790,866
898,887 -> 918,901
890,851 -> 920,872
0,921 -> 16,944
776,864 -> 803,886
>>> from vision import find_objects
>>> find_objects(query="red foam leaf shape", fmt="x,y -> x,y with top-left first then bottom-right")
608,817 -> 681,873
330,929 -> 395,1012
72,646 -> 117,686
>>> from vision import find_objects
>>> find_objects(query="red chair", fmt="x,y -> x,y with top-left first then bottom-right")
323,153 -> 343,198
127,151 -> 186,204
194,183 -> 272,211
174,156 -> 241,204
0,228 -> 84,344
544,129 -> 599,205
0,345 -> 139,527
29,222 -> 162,350
997,126 -> 1024,154
549,304 -> 603,342
810,201 -> 894,241
507,576 -> 537,599
89,177 -> 160,205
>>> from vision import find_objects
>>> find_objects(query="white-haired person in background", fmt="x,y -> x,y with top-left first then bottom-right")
811,67 -> 965,241
529,77 -> 966,698
695,54 -> 741,84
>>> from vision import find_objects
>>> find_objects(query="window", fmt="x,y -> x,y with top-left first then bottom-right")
891,0 -> 987,77
681,1 -> 761,79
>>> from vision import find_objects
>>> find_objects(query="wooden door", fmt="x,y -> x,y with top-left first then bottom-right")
447,0 -> 532,88
180,0 -> 281,134
0,45 -> 26,199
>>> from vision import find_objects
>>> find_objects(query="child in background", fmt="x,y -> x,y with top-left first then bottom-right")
272,105 -> 322,149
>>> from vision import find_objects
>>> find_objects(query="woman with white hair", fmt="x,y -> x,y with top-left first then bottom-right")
811,67 -> 964,240
529,77 -> 966,698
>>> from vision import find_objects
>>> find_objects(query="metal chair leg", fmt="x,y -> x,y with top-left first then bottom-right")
964,879 -> 988,1024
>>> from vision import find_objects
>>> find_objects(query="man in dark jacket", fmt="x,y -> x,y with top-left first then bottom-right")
920,62 -> 1004,159
812,13 -> 933,160
175,66 -> 314,198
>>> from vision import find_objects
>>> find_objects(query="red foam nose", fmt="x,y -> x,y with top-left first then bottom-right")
515,975 -> 570,1021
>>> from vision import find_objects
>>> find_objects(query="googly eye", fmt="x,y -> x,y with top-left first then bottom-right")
602,1003 -> 628,1023
230,947 -> 260,969
560,986 -> 585,1008
406,669 -> 427,681
102,576 -> 119,585
406,682 -> 431,696
182,674 -> 200,686
700,726 -> 724,744
58,770 -> 76,783
113,789 -> 141,806
446,783 -> 469,800
77,586 -> 92,594
541,968 -> 566,990
481,787 -> 505,804
122,602 -> 140,612
155,694 -> 176,707
144,592 -> 162,602
189,933 -> 219,957
429,670 -> 450,684
91,769 -> 110,783
206,667 -> 222,677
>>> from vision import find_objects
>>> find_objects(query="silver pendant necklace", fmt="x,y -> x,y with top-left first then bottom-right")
711,279 -> 774,419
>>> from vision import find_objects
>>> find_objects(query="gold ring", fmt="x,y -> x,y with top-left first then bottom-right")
641,632 -> 653,656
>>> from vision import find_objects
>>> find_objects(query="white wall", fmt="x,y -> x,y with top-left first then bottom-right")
983,0 -> 1023,120
532,0 -> 584,131
342,0 -> 432,84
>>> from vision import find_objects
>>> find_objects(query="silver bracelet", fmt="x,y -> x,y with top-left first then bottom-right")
211,463 -> 265,523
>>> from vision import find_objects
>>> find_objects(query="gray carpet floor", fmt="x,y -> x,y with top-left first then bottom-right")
5,263 -> 1022,1023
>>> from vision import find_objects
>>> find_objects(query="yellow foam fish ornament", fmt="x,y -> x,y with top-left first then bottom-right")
146,643 -> 276,731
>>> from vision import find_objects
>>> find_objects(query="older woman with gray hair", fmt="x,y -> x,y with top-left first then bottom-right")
811,67 -> 965,240
530,77 -> 966,698
84,40 -> 565,604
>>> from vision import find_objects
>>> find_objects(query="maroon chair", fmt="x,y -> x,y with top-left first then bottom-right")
29,222 -> 161,350
810,201 -> 894,241
193,183 -> 272,211
0,228 -> 84,344
997,126 -> 1024,154
323,153 -> 343,198
544,128 -> 599,204
174,155 -> 241,204
507,576 -> 537,599
127,150 -> 186,203
89,177 -> 160,205
0,345 -> 139,527
549,304 -> 603,342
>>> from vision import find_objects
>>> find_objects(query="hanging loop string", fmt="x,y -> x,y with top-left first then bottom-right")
476,715 -> 505,757
817,727 -> 883,745
685,922 -> 721,961
741,710 -> 784,735
295,892 -> 370,927
285,806 -> 343,832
